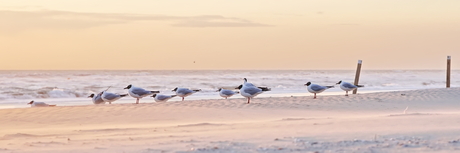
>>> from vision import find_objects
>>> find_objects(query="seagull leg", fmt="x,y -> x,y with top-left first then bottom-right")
247,98 -> 250,104
136,98 -> 139,104
314,93 -> 317,99
182,97 -> 184,101
109,102 -> 112,104
345,91 -> 349,96
225,97 -> 227,99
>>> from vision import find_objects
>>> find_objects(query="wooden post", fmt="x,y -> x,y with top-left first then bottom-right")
447,56 -> 451,88
353,60 -> 362,94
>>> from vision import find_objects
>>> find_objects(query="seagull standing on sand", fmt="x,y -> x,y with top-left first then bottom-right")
88,92 -> 105,104
151,94 -> 177,102
124,85 -> 160,104
27,100 -> 56,107
217,88 -> 239,99
304,82 -> 334,99
101,91 -> 128,104
172,87 -> 200,101
336,80 -> 364,96
236,78 -> 270,104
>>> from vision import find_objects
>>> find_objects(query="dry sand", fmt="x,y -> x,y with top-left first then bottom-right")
1,88 -> 460,153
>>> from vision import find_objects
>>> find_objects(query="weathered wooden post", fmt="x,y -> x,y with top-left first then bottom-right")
353,60 -> 362,94
447,56 -> 451,88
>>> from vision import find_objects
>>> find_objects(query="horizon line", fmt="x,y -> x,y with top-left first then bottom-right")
0,69 -> 457,71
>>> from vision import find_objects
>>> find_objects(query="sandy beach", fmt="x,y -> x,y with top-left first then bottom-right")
1,88 -> 460,153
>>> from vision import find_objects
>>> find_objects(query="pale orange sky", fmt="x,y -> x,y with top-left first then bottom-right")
0,0 -> 459,70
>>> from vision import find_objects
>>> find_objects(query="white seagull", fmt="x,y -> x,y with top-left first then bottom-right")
304,82 -> 334,99
27,100 -> 56,107
217,88 -> 239,99
151,94 -> 177,102
101,91 -> 128,104
124,85 -> 160,104
172,87 -> 201,101
88,92 -> 105,104
336,80 -> 364,96
235,78 -> 270,104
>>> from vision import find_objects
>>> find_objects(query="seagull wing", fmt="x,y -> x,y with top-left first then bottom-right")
34,102 -> 49,107
243,87 -> 262,95
177,88 -> 193,95
103,92 -> 120,100
342,82 -> 358,88
156,94 -> 171,100
221,89 -> 235,96
131,88 -> 151,96
311,84 -> 327,91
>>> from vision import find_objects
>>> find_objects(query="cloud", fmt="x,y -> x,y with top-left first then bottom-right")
171,15 -> 272,27
330,23 -> 361,26
0,10 -> 271,33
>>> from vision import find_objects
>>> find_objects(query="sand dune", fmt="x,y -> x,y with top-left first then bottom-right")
1,88 -> 460,152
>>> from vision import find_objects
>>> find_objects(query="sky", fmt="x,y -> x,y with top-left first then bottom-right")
0,0 -> 459,70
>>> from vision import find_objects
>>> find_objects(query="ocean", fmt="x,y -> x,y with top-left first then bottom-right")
0,70 -> 457,109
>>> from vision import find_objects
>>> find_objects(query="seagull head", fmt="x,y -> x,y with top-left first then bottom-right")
304,82 -> 312,86
124,84 -> 132,89
336,81 -> 342,85
235,85 -> 243,89
88,94 -> 95,98
243,78 -> 248,83
151,94 -> 157,98
27,100 -> 34,105
172,87 -> 178,92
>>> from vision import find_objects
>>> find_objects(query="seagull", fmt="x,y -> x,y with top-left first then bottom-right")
217,88 -> 239,99
304,82 -> 334,99
151,94 -> 177,102
172,87 -> 200,101
101,91 -> 128,104
235,78 -> 270,104
124,85 -> 160,104
88,92 -> 105,104
336,80 -> 364,96
27,100 -> 56,107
